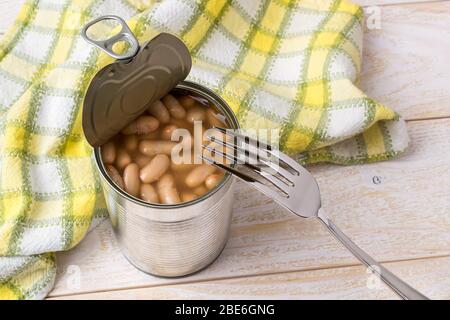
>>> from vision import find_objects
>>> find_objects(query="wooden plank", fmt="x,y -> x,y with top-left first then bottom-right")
49,118 -> 450,297
360,1 -> 450,120
0,0 -> 448,300
49,255 -> 450,299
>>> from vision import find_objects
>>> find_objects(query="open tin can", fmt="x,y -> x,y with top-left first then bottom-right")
81,16 -> 239,277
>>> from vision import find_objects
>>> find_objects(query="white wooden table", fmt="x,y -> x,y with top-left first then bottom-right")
1,0 -> 449,300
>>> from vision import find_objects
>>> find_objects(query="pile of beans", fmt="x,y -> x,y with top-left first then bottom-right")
100,93 -> 228,205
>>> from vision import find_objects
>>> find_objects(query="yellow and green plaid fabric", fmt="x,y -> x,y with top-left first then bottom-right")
0,0 -> 408,299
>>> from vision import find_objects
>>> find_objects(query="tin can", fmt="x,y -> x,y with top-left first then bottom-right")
81,16 -> 239,276
94,82 -> 239,277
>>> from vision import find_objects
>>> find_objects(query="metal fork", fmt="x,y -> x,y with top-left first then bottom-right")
202,127 -> 429,300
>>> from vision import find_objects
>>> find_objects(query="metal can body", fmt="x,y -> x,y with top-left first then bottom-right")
94,81 -> 238,277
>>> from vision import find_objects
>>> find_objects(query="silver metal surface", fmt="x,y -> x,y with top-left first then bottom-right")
81,15 -> 140,60
203,128 -> 429,300
95,82 -> 239,277
82,31 -> 192,147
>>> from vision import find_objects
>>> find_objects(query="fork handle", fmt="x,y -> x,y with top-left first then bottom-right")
317,208 -> 429,300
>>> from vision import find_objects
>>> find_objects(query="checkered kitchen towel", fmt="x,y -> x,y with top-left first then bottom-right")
0,0 -> 408,299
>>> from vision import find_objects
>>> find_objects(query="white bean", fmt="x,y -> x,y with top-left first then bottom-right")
122,116 -> 159,135
170,118 -> 192,130
101,141 -> 116,164
181,192 -> 197,202
140,184 -> 159,203
161,124 -> 178,141
123,163 -> 140,197
134,154 -> 152,168
140,154 -> 170,183
186,106 -> 206,124
171,161 -> 196,172
148,100 -> 170,124
139,130 -> 160,140
178,95 -> 196,109
123,134 -> 138,151
115,148 -> 131,171
159,187 -> 180,204
157,173 -> 180,204
162,94 -> 186,119
205,173 -> 223,190
158,172 -> 176,188
106,165 -> 124,189
185,164 -> 216,188
139,140 -> 177,157
193,185 -> 208,196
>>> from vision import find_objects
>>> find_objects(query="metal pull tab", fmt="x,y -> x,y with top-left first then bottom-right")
81,15 -> 140,60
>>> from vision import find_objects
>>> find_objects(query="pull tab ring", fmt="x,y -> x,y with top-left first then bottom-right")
81,15 -> 140,60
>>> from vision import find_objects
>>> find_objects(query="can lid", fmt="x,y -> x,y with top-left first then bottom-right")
82,32 -> 192,147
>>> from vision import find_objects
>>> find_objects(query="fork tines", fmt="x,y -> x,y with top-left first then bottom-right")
201,127 -> 302,198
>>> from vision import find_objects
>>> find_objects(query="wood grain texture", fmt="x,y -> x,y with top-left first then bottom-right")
49,255 -> 450,300
0,0 -> 448,300
49,119 -> 450,297
360,1 -> 450,120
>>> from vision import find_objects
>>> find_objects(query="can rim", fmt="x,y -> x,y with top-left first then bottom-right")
94,80 -> 240,209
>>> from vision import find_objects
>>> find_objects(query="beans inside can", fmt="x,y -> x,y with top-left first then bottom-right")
100,91 -> 230,205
